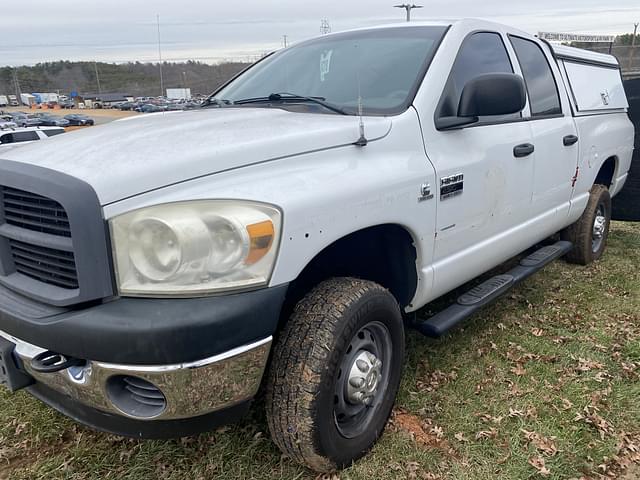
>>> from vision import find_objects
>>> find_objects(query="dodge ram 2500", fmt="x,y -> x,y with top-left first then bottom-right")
0,19 -> 634,472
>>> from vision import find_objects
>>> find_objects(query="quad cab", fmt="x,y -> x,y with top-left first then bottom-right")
0,19 -> 634,472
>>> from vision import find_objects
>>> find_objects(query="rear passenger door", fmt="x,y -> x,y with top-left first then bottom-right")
509,35 -> 579,221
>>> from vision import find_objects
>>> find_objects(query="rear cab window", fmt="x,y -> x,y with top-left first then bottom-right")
43,128 -> 65,138
437,32 -> 519,123
509,36 -> 562,117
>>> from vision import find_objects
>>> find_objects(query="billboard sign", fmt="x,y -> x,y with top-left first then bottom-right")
538,32 -> 616,43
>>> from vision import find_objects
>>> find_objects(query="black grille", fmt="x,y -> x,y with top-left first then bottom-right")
8,239 -> 79,289
1,186 -> 71,237
0,162 -> 114,306
1,186 -> 79,290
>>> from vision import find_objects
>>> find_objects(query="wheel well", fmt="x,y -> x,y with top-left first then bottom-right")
595,156 -> 617,188
282,224 -> 418,321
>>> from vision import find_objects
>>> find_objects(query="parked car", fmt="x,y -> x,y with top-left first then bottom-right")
0,126 -> 65,149
64,114 -> 94,126
0,114 -> 17,129
0,19 -> 634,472
137,103 -> 163,113
36,114 -> 70,127
114,101 -> 136,111
10,112 -> 43,127
0,120 -> 18,129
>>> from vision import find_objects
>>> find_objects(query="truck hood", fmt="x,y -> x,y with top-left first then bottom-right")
0,108 -> 392,205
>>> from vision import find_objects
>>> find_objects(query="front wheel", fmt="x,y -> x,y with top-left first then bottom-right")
265,278 -> 405,472
562,184 -> 612,265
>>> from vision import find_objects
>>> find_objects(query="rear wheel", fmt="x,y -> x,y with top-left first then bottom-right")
265,278 -> 404,472
562,184 -> 612,265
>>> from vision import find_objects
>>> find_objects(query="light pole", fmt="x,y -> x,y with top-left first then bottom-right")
394,4 -> 423,22
157,14 -> 164,97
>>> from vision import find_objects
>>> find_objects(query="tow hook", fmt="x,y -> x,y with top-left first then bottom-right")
31,351 -> 85,374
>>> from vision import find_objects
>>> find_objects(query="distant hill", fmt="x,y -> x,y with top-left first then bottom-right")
0,61 -> 251,97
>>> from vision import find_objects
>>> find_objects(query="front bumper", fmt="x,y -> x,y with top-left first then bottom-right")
0,282 -> 288,435
1,329 -> 271,422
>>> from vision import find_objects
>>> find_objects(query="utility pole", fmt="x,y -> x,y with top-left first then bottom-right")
182,71 -> 188,98
12,68 -> 22,102
282,35 -> 289,48
94,62 -> 102,94
394,4 -> 423,22
320,19 -> 331,35
157,14 -> 164,97
629,22 -> 639,71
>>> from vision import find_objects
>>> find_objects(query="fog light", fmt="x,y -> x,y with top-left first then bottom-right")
106,375 -> 167,419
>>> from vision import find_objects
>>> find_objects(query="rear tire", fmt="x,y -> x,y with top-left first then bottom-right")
265,278 -> 405,472
562,184 -> 612,265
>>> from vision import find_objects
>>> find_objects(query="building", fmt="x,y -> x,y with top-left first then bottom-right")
166,88 -> 192,100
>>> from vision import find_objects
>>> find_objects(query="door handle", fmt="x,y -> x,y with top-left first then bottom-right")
563,134 -> 579,146
513,143 -> 535,158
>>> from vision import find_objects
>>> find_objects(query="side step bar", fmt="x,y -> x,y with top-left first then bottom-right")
413,241 -> 573,338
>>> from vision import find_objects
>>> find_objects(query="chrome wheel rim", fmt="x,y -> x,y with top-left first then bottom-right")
592,203 -> 607,253
334,321 -> 392,439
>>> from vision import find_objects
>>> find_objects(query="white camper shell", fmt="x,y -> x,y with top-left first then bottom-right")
552,45 -> 628,114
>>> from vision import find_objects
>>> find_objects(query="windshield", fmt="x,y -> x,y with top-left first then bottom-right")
214,26 -> 448,115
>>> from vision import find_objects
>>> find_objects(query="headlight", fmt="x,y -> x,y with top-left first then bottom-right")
110,201 -> 281,296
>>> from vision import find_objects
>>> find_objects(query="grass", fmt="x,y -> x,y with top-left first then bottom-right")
1,222 -> 639,480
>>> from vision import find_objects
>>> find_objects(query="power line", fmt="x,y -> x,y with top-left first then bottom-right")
393,4 -> 423,22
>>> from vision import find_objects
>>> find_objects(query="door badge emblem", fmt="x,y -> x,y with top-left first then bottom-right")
419,183 -> 434,202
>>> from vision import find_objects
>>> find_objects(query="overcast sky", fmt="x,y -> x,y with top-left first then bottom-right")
1,0 -> 639,66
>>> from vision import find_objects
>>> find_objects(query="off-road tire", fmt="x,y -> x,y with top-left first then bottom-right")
562,184 -> 612,265
265,278 -> 405,472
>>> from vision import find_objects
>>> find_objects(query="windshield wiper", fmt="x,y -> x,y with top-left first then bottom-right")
233,92 -> 349,115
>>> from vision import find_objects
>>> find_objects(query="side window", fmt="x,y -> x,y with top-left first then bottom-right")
509,36 -> 562,117
439,32 -> 516,119
12,131 -> 39,142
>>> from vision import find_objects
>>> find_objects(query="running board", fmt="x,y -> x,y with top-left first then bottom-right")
413,241 -> 573,338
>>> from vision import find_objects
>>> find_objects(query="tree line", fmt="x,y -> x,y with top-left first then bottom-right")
0,60 -> 250,97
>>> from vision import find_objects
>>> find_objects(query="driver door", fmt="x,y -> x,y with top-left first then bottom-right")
421,31 -> 535,298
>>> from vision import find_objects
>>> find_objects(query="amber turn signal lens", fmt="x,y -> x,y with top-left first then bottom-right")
245,220 -> 275,265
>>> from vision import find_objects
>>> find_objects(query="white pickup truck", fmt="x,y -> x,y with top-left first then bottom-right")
0,19 -> 634,472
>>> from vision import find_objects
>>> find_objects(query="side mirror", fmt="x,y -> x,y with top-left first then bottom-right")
458,73 -> 526,117
436,73 -> 526,130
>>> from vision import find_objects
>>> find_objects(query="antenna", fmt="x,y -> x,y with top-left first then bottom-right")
354,70 -> 368,147
394,4 -> 423,22
282,35 -> 289,48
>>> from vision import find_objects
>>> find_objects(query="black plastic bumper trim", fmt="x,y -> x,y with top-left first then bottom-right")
28,382 -> 251,439
0,283 -> 288,365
